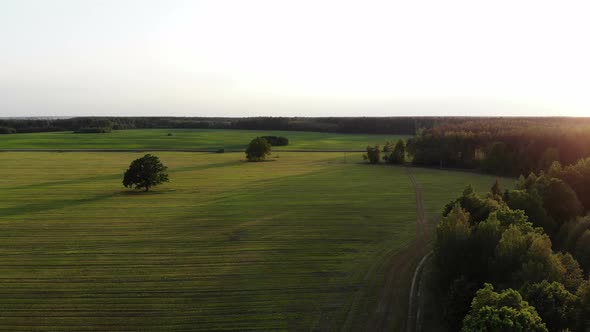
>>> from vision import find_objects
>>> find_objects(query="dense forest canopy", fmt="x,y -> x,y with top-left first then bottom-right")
428,145 -> 590,331
406,119 -> 590,175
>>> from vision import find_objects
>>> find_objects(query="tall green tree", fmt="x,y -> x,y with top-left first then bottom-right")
435,204 -> 473,284
471,216 -> 503,279
551,158 -> 590,212
555,252 -> 584,291
363,144 -> 381,164
245,137 -> 271,162
533,176 -> 582,225
521,280 -> 579,332
557,217 -> 590,254
444,277 -> 481,331
490,179 -> 502,200
555,217 -> 590,274
574,230 -> 590,273
576,280 -> 590,329
493,225 -> 530,283
462,283 -> 547,332
493,222 -> 566,287
443,185 -> 502,224
504,189 -> 556,236
122,154 -> 169,192
383,139 -> 406,164
382,141 -> 395,154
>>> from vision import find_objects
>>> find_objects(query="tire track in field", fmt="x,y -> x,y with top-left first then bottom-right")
365,168 -> 430,332
406,170 -> 434,332
407,172 -> 427,238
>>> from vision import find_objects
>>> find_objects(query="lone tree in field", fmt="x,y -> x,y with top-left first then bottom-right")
246,137 -> 271,162
123,154 -> 169,192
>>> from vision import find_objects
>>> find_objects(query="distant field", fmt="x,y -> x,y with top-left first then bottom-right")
0,129 -> 409,150
0,152 -> 510,331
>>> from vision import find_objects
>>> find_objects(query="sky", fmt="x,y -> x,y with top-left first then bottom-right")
1,0 -> 589,117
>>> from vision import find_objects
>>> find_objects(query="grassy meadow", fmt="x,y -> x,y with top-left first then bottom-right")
0,150 -> 509,331
0,129 -> 408,150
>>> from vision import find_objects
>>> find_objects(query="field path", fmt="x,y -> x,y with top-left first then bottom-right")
406,171 -> 435,332
365,168 -> 431,331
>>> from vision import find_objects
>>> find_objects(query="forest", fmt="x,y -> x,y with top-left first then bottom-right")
433,154 -> 590,331
406,117 -> 590,176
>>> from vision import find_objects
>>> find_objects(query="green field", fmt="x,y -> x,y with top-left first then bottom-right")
0,129 -> 408,150
0,151 -> 510,331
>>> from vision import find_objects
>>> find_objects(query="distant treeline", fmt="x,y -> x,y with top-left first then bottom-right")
406,117 -> 590,176
0,116 -> 422,135
0,118 -> 117,134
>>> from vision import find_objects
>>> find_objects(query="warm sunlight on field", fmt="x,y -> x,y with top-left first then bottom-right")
0,151 -> 505,331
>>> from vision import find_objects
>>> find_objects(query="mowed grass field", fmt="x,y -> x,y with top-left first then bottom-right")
0,151 -> 509,331
0,129 -> 408,150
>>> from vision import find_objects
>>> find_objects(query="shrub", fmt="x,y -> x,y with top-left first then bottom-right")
260,136 -> 289,146
363,145 -> 381,164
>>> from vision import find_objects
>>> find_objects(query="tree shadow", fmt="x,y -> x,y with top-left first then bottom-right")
240,159 -> 277,163
170,160 -> 240,173
5,160 -> 239,192
4,173 -> 122,191
119,188 -> 177,195
0,191 -> 121,218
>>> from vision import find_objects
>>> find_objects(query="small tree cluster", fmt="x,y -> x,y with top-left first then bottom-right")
363,139 -> 406,164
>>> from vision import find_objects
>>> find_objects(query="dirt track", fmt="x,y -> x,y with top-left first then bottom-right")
406,171 -> 434,332
365,168 -> 431,331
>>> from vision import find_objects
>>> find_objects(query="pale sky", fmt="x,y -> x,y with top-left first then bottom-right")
1,0 -> 589,117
